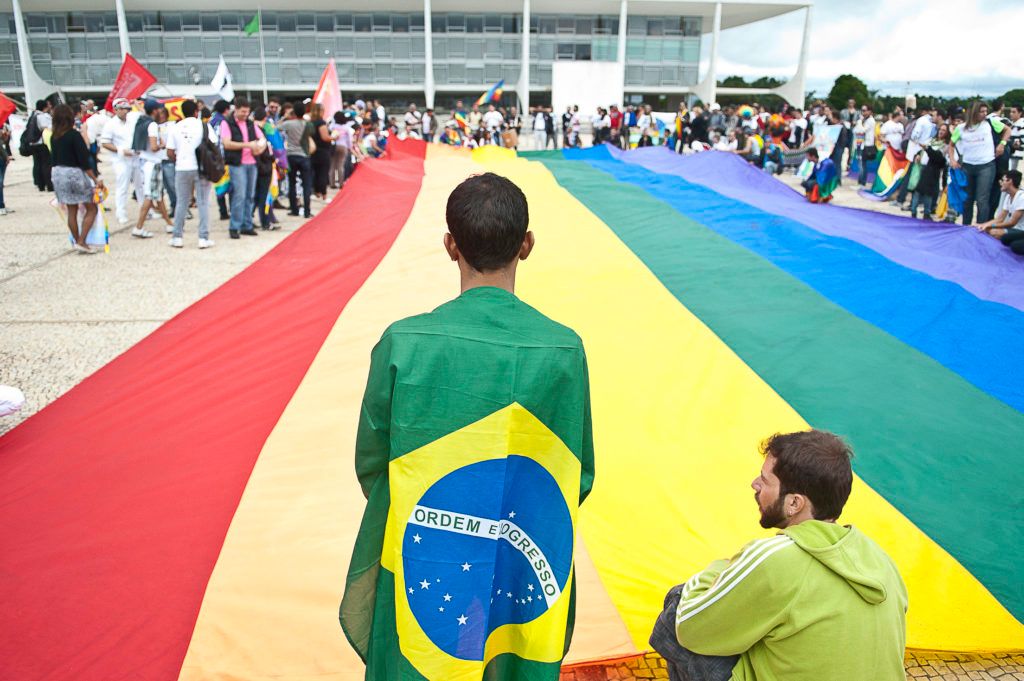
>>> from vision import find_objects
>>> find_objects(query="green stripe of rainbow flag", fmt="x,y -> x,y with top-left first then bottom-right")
1,141 -> 1020,681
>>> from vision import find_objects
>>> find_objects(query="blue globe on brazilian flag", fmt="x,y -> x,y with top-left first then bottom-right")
344,402 -> 588,680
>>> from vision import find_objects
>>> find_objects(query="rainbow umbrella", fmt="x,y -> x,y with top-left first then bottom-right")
2,142 -> 1021,681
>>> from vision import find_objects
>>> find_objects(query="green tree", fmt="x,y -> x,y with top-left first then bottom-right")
828,74 -> 870,110
1000,88 -> 1024,106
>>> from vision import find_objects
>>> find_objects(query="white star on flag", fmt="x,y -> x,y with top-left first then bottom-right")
461,562 -> 472,571
527,596 -> 533,602
444,593 -> 452,602
508,511 -> 516,519
413,534 -> 422,543
506,592 -> 513,598
420,579 -> 430,590
527,584 -> 534,592
457,615 -> 468,626
439,607 -> 445,612
408,587 -> 414,594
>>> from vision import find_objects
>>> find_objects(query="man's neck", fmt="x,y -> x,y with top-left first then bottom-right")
459,267 -> 516,294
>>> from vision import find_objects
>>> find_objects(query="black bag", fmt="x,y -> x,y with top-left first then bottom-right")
862,144 -> 878,161
255,144 -> 273,176
196,122 -> 225,183
19,112 -> 39,157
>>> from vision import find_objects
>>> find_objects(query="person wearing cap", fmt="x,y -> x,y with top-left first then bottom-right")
101,98 -> 145,231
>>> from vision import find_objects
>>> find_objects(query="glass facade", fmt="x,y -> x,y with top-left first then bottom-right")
0,10 -> 701,92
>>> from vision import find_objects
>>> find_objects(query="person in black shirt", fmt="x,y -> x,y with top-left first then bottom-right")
50,104 -> 103,253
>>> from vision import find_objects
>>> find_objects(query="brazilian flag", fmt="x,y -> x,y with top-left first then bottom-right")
340,286 -> 595,680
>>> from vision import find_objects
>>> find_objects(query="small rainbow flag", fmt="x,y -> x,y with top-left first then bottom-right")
453,111 -> 469,131
214,169 -> 231,197
266,164 -> 279,210
474,79 -> 504,107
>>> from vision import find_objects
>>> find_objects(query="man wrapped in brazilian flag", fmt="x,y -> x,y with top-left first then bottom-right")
340,172 -> 595,681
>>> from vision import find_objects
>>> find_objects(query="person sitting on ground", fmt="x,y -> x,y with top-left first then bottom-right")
650,430 -> 908,681
978,171 -> 1024,252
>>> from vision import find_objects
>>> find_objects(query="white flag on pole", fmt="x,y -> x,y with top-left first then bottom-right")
211,55 -> 235,102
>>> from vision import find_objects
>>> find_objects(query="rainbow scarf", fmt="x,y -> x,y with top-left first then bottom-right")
3,141 -> 1021,681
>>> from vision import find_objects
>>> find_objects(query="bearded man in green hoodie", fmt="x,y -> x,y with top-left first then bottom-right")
650,430 -> 907,681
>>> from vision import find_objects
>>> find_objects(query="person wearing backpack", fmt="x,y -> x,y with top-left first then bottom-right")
165,99 -> 218,249
26,99 -> 53,192
949,101 -> 1010,225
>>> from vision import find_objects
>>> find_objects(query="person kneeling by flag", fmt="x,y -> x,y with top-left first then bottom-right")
650,430 -> 907,681
341,173 -> 595,681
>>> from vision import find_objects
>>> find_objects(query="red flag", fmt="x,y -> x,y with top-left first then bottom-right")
312,59 -> 342,123
105,54 -> 156,112
0,91 -> 15,126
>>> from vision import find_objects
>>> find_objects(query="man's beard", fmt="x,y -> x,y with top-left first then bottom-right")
758,494 -> 787,529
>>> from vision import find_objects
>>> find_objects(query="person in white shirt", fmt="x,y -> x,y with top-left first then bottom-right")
100,98 -> 140,226
1009,104 -> 1024,171
857,106 -> 877,187
482,104 -> 504,145
949,101 -> 1008,225
403,104 -> 422,139
879,112 -> 904,151
907,109 -> 937,163
532,107 -> 547,150
84,108 -> 109,172
786,110 -> 809,149
979,171 -> 1024,246
165,99 -> 217,248
422,108 -> 435,143
134,101 -> 173,236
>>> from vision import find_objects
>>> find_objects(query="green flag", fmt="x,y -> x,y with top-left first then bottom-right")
243,13 -> 259,36
340,286 -> 594,680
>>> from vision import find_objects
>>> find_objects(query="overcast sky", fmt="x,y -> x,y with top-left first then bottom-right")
702,0 -> 1019,98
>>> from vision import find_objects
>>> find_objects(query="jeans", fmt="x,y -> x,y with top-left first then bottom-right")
961,160 -> 996,226
287,154 -> 312,215
858,149 -> 872,186
254,171 -> 272,228
911,191 -> 935,219
227,163 -> 257,232
161,160 -> 177,216
1001,229 -> 1024,255
650,585 -> 739,681
173,169 -> 211,239
0,156 -> 6,208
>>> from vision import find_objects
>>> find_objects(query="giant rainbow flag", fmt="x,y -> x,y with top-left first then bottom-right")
1,140 -> 1022,680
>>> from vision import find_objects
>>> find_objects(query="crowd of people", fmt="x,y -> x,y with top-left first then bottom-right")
1,95 -> 400,252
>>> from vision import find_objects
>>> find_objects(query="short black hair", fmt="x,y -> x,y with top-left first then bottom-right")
233,96 -> 250,109
36,99 -> 47,111
292,101 -> 306,117
446,173 -> 529,272
761,430 -> 853,521
1004,170 -> 1022,189
253,106 -> 267,121
213,100 -> 230,114
181,99 -> 198,118
333,111 -> 345,124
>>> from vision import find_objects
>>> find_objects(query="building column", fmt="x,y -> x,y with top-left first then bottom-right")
423,0 -> 435,109
115,0 -> 131,58
617,0 -> 627,99
518,0 -> 530,116
703,2 -> 722,105
793,5 -> 812,103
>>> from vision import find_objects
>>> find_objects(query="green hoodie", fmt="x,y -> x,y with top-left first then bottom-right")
674,521 -> 907,681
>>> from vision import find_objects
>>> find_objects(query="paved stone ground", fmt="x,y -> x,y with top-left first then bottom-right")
559,651 -> 1024,680
0,151 -> 324,434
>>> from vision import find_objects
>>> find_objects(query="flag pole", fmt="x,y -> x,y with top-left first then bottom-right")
257,6 -> 268,104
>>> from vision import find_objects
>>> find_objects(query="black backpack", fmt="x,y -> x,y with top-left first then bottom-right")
19,112 -> 40,156
196,122 -> 225,183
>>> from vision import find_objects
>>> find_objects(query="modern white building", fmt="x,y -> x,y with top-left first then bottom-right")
1,0 -> 812,111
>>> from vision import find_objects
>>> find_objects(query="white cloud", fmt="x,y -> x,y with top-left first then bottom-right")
703,0 -> 1020,96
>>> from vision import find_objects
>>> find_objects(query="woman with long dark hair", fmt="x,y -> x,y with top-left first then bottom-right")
50,104 -> 103,253
949,101 -> 1001,225
308,102 -> 335,201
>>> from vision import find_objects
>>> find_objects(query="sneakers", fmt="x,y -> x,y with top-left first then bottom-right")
131,227 -> 154,238
165,224 -> 175,233
198,238 -> 215,249
239,229 -> 259,236
169,237 -> 184,248
229,230 -> 240,239
0,208 -> 10,216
